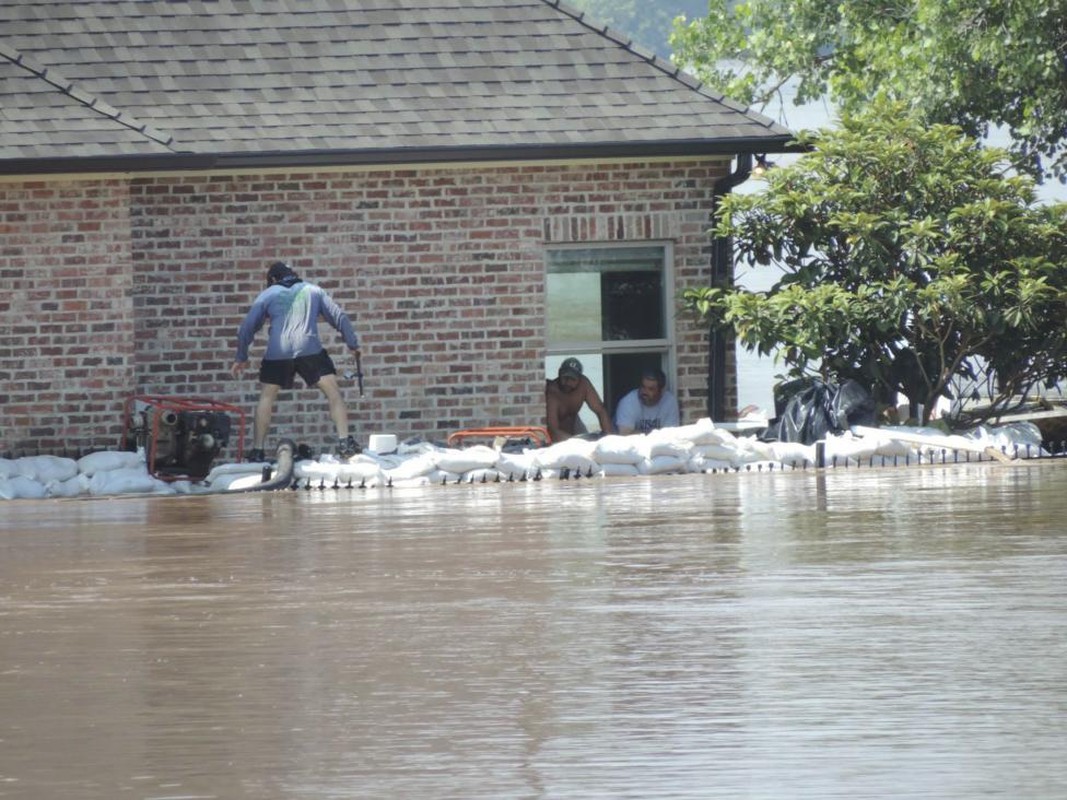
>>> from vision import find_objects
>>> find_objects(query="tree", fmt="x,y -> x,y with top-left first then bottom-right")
670,0 -> 1067,182
682,102 -> 1067,426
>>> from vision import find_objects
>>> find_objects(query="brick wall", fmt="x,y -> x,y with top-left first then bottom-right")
1,158 -> 737,456
0,180 -> 136,455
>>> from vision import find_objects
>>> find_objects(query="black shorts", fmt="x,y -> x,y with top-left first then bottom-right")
259,350 -> 337,389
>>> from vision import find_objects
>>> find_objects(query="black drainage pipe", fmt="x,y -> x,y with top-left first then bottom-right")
223,439 -> 296,493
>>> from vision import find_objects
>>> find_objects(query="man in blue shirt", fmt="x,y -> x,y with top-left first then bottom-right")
231,261 -> 362,461
614,368 -> 681,434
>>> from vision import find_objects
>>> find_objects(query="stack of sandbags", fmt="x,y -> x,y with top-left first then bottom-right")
0,450 -> 177,500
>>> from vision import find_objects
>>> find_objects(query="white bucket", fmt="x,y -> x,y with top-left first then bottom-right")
368,434 -> 397,454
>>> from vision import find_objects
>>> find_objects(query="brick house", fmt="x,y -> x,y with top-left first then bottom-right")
0,0 -> 794,456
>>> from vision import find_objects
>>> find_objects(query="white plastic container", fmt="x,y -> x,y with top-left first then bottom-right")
368,434 -> 397,454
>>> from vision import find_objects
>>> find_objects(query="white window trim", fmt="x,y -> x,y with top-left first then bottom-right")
544,240 -> 676,379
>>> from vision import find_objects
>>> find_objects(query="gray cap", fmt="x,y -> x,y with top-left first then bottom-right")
558,357 -> 583,379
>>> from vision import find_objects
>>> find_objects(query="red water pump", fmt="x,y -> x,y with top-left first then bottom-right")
121,395 -> 246,480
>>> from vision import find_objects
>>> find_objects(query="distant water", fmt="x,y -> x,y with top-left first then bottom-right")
2,462 -> 1066,799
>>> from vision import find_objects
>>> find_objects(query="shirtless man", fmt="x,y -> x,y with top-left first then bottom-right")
545,357 -> 614,442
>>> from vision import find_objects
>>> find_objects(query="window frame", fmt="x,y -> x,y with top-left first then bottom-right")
544,241 -> 677,425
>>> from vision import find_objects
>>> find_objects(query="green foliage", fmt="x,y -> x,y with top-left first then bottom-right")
682,103 -> 1067,424
671,0 -> 1067,181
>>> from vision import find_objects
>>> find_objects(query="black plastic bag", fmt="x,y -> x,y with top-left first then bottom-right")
763,378 -> 877,444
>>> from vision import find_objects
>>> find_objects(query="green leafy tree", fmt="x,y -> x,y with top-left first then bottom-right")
682,102 -> 1067,425
671,0 -> 1067,181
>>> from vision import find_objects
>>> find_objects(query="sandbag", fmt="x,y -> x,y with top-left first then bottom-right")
638,455 -> 688,475
77,450 -> 145,476
0,476 -> 48,500
593,435 -> 645,464
597,462 -> 640,477
88,468 -> 174,496
434,445 -> 500,474
15,455 -> 79,483
46,474 -> 91,498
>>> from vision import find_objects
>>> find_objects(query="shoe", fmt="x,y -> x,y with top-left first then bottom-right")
336,435 -> 361,458
246,447 -> 267,462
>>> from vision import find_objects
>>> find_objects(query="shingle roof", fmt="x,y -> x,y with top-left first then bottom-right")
0,0 -> 795,174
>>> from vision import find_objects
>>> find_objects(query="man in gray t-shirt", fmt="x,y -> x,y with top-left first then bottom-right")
231,261 -> 362,461
614,368 -> 680,434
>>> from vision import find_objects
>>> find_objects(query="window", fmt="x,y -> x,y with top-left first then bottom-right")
546,244 -> 674,431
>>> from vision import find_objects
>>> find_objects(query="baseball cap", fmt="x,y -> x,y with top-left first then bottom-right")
558,357 -> 583,379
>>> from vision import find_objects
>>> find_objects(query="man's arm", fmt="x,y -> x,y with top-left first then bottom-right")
234,297 -> 268,365
318,288 -> 360,351
545,383 -> 571,443
583,381 -> 615,435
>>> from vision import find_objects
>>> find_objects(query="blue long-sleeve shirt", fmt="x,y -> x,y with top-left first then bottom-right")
235,281 -> 359,362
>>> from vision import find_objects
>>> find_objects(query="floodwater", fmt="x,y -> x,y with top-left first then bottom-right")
2,463 -> 1065,800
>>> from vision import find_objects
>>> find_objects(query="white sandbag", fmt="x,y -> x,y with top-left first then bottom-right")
734,436 -> 776,464
203,462 -> 265,484
423,469 -> 461,485
294,460 -> 341,482
384,452 -> 440,481
637,455 -> 688,475
687,454 -> 735,473
644,431 -> 693,459
88,468 -> 174,496
389,474 -> 441,489
495,451 -> 537,480
768,441 -> 816,467
434,445 -> 500,474
692,443 -> 741,461
823,433 -> 879,464
0,476 -> 48,500
460,468 -> 513,483
291,458 -> 380,486
533,447 -> 599,475
46,473 -> 91,498
396,439 -> 440,456
336,461 -> 385,485
533,436 -> 599,468
973,422 -> 1048,457
597,462 -> 640,477
593,435 -> 645,464
368,453 -> 408,470
868,435 -> 916,458
15,455 -> 79,483
77,450 -> 145,476
0,458 -> 17,479
668,418 -> 735,446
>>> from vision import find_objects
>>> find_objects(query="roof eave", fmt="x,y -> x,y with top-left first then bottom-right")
0,138 -> 804,177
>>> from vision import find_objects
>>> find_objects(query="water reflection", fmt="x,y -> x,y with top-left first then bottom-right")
2,463 -> 1065,799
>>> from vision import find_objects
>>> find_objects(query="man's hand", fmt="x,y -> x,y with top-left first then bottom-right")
230,361 -> 249,379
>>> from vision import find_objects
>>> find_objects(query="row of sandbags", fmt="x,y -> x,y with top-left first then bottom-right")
2,419 -> 1048,500
0,450 -> 177,500
204,419 -> 1050,492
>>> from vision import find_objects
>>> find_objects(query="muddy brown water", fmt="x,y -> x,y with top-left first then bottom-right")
2,462 -> 1066,799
